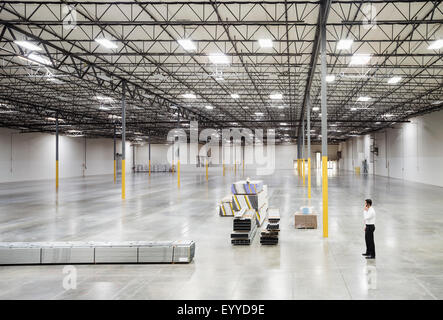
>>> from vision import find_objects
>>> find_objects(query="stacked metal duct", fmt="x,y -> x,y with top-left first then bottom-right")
260,208 -> 280,245
231,209 -> 257,245
0,241 -> 195,265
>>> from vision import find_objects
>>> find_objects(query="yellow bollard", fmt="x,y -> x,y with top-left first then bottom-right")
56,160 -> 59,190
148,159 -> 151,177
177,160 -> 180,188
322,156 -> 328,238
206,160 -> 208,181
122,159 -> 126,200
308,158 -> 311,199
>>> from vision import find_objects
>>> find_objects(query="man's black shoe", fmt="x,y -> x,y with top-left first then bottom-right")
365,256 -> 375,259
362,253 -> 370,256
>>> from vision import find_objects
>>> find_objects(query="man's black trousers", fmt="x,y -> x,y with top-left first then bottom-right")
365,224 -> 376,257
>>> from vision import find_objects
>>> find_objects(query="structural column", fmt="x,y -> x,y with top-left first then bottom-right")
55,112 -> 59,191
148,136 -> 151,177
113,124 -> 116,183
121,82 -> 126,200
320,2 -> 328,238
302,120 -> 305,185
307,95 -> 312,199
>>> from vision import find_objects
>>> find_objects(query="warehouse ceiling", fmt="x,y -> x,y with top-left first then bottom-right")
0,0 -> 442,144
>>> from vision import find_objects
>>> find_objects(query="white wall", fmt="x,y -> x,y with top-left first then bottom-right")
0,128 -> 133,183
338,109 -> 443,187
134,142 -> 339,171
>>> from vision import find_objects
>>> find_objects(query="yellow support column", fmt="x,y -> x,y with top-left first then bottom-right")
206,160 -> 208,181
177,160 -> 180,188
56,160 -> 59,190
122,159 -> 126,200
308,158 -> 311,199
322,156 -> 328,238
113,160 -> 116,183
302,159 -> 305,185
149,160 -> 151,176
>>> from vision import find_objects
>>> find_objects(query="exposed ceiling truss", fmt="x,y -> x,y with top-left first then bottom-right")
0,0 -> 441,144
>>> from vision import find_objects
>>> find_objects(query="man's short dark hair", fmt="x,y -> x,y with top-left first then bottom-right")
365,199 -> 372,206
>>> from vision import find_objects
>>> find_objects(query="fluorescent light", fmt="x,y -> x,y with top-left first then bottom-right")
269,93 -> 282,100
258,39 -> 273,48
387,76 -> 402,84
427,39 -> 443,50
19,53 -> 52,65
95,38 -> 118,49
351,107 -> 357,111
255,112 -> 264,116
67,130 -> 82,134
215,76 -> 224,81
208,53 -> 230,64
337,39 -> 353,50
384,114 -> 394,117
280,122 -> 288,126
326,75 -> 335,82
182,93 -> 196,99
431,101 -> 442,105
108,115 -> 121,119
14,41 -> 42,51
99,106 -> 110,111
231,93 -> 239,99
205,105 -> 214,110
349,54 -> 371,65
46,77 -> 64,84
277,105 -> 286,109
177,39 -> 196,51
95,95 -> 114,102
46,117 -> 64,122
357,96 -> 371,102
312,107 -> 320,111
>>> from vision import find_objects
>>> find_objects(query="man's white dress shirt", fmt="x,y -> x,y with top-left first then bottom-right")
364,207 -> 376,225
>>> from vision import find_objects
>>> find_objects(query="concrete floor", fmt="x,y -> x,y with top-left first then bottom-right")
0,168 -> 442,300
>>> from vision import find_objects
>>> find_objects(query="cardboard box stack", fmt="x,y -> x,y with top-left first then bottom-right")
294,206 -> 318,229
260,208 -> 280,245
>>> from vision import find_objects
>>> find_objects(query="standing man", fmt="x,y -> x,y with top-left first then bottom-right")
362,199 -> 376,259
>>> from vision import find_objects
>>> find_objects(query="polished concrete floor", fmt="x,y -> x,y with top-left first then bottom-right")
0,168 -> 442,300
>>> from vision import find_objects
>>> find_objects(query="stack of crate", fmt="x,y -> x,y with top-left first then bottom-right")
260,208 -> 280,245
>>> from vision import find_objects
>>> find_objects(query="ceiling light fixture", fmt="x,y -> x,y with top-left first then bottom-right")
337,39 -> 354,50
312,107 -> 320,111
205,105 -> 213,110
357,96 -> 371,102
255,112 -> 264,116
258,39 -> 273,48
177,39 -> 196,51
14,40 -> 42,51
326,75 -> 336,82
349,54 -> 371,65
208,53 -> 230,64
19,53 -> 52,66
46,77 -> 64,84
427,39 -> 443,50
269,93 -> 282,100
230,93 -> 240,99
95,38 -> 118,49
95,95 -> 114,102
181,93 -> 196,99
387,76 -> 402,84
